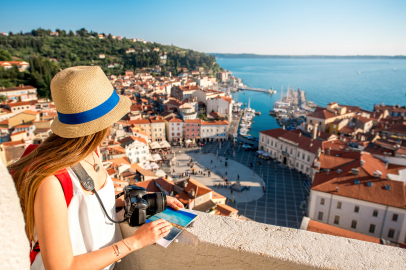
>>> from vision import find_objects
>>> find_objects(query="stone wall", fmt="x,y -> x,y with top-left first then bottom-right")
0,161 -> 30,269
117,211 -> 406,270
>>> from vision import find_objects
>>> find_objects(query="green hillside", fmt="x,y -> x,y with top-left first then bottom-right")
0,28 -> 221,98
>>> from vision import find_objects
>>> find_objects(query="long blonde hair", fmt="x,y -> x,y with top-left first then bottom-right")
8,127 -> 110,242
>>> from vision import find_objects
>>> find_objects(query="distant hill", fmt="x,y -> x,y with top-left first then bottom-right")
209,53 -> 406,59
0,28 -> 222,98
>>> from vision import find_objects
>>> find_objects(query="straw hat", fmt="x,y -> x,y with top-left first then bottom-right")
50,66 -> 131,138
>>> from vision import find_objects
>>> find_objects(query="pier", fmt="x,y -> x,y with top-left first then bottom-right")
238,86 -> 270,93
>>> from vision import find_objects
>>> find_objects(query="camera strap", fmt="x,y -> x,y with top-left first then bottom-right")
71,162 -> 126,223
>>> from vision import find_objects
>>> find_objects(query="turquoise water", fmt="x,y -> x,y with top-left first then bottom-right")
219,58 -> 406,138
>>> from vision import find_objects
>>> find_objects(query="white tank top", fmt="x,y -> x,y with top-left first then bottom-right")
31,167 -> 123,270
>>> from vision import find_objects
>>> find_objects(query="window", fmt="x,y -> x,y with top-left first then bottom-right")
373,210 -> 378,217
302,153 -> 305,160
275,142 -> 277,147
392,214 -> 398,222
369,224 -> 376,234
320,198 -> 325,205
354,206 -> 359,213
334,215 -> 340,225
171,133 -> 174,136
271,141 -> 274,146
306,167 -> 309,173
318,212 -> 324,221
337,202 -> 342,209
296,163 -> 299,168
388,229 -> 395,238
301,164 -> 304,170
307,156 -> 310,162
187,129 -> 189,131
290,149 -> 293,155
351,220 -> 357,229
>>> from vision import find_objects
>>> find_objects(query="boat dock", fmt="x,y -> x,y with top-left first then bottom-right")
271,86 -> 317,129
238,86 -> 271,93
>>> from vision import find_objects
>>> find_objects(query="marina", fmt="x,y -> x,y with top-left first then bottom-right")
271,86 -> 317,129
231,84 -> 318,138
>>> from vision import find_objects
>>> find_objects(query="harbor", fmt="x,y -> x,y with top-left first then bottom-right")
270,86 -> 317,130
230,84 -> 317,139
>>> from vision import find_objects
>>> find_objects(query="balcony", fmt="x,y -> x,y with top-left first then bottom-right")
1,161 -> 406,270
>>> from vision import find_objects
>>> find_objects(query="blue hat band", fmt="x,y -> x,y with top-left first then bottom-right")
57,91 -> 120,125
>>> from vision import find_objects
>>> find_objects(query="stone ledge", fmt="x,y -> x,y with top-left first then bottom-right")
117,211 -> 406,270
0,160 -> 30,270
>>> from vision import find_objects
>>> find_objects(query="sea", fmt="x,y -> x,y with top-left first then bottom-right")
217,58 -> 406,138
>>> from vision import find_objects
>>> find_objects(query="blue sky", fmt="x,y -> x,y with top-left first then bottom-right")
1,0 -> 405,55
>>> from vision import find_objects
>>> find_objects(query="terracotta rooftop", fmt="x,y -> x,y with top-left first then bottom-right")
0,85 -> 36,93
260,128 -> 322,154
312,152 -> 406,209
306,220 -> 380,244
215,204 -> 238,217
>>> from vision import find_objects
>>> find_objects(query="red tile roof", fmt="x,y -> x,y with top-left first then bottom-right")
260,128 -> 322,154
22,110 -> 40,115
0,139 -> 25,147
135,177 -> 173,192
11,131 -> 25,136
215,204 -> 238,216
129,119 -> 150,125
201,120 -> 229,126
312,152 -> 406,209
8,102 -> 31,108
166,116 -> 183,122
306,220 -> 381,244
387,164 -> 406,175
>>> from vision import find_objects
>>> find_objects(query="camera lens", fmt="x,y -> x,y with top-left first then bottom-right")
145,193 -> 167,214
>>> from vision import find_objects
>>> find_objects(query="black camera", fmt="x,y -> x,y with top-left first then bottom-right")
123,185 -> 167,227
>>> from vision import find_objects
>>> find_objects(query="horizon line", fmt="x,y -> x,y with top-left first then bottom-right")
208,53 -> 406,57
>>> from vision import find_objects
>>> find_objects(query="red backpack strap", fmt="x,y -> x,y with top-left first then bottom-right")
21,144 -> 39,158
55,169 -> 74,207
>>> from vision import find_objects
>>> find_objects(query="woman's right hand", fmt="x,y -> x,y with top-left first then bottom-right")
130,219 -> 172,250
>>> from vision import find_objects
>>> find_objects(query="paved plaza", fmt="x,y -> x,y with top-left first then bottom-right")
170,153 -> 263,203
161,139 -> 310,229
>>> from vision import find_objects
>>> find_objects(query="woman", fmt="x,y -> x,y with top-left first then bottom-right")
9,66 -> 184,270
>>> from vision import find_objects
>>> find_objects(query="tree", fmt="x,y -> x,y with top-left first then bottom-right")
0,94 -> 7,103
0,49 -> 13,61
68,30 -> 75,37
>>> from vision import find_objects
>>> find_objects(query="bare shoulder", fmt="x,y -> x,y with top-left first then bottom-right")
37,175 -> 61,195
35,174 -> 65,206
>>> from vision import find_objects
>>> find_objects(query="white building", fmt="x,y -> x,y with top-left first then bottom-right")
259,128 -> 322,176
122,136 -> 149,164
200,120 -> 229,141
194,76 -> 214,88
308,151 -> 406,244
179,103 -> 197,120
192,89 -> 225,104
206,95 -> 233,120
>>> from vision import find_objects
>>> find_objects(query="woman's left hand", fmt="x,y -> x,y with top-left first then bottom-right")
166,196 -> 184,210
